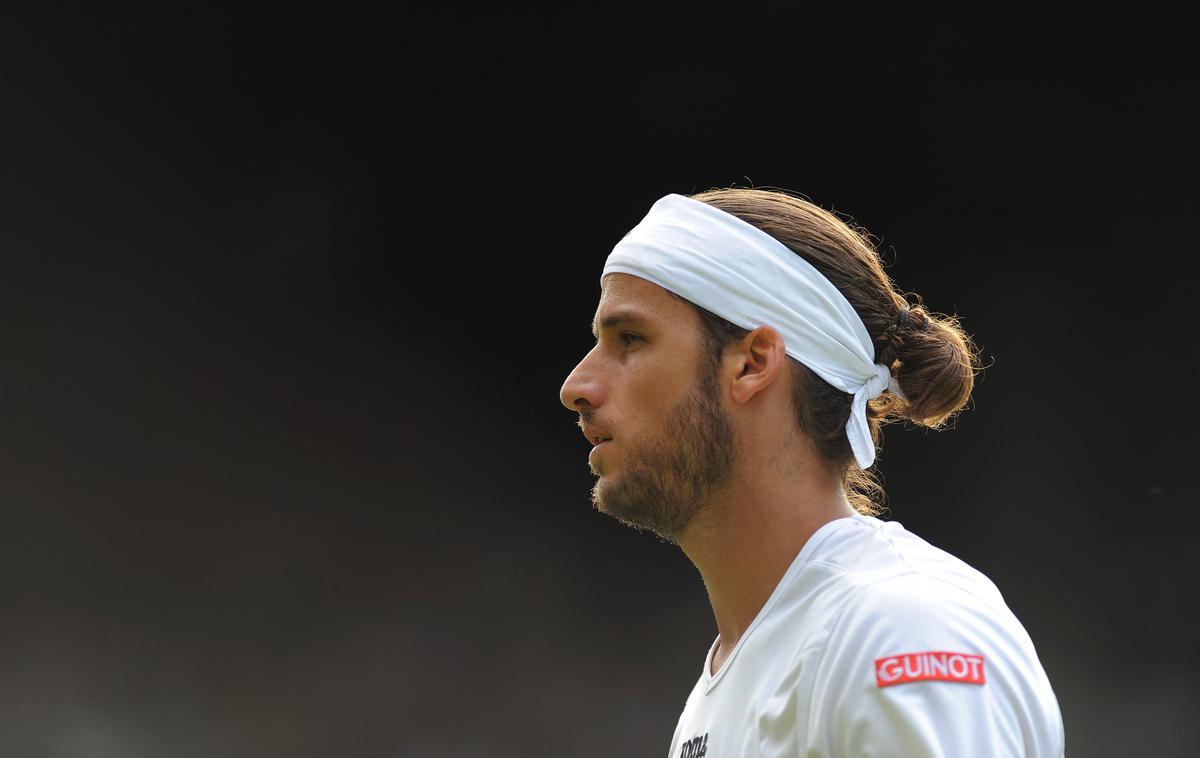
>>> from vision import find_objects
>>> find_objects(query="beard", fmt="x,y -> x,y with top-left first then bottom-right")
589,366 -> 737,543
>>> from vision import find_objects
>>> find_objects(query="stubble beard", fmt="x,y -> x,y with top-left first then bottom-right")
589,368 -> 737,543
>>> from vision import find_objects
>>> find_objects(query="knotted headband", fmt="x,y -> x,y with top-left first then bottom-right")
603,193 -> 903,470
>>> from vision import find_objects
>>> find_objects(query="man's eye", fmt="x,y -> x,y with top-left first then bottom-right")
620,333 -> 643,346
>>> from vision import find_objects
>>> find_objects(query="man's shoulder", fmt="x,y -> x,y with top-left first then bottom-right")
755,515 -> 1029,680
754,516 -> 1063,757
812,521 -> 1043,688
807,515 -> 1006,609
775,515 -> 1029,668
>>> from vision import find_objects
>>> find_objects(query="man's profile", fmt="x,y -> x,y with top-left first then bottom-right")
559,189 -> 1063,756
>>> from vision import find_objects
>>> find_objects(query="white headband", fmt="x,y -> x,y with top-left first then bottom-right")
603,193 -> 902,470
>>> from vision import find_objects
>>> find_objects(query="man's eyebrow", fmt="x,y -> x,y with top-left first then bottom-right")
591,310 -> 649,337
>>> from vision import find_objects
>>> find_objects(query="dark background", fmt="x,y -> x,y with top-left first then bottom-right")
1,6 -> 1195,757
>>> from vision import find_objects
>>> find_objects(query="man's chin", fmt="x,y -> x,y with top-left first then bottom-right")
589,477 -> 613,514
591,481 -> 683,542
590,476 -> 631,513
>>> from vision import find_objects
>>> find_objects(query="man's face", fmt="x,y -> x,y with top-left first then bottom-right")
559,274 -> 737,542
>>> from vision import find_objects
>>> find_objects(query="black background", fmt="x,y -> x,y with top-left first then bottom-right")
1,6 -> 1195,757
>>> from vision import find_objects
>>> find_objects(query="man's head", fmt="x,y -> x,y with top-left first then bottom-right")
562,188 -> 981,527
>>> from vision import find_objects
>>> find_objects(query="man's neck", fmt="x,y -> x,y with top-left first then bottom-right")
678,468 -> 856,675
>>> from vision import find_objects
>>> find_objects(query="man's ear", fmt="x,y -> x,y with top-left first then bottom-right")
728,326 -> 787,405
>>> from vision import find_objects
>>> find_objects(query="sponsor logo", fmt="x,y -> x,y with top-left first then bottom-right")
875,650 -> 986,688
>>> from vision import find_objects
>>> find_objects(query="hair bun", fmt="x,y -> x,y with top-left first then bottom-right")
891,310 -> 978,428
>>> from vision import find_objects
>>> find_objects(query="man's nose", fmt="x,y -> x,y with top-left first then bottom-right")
559,350 -> 606,412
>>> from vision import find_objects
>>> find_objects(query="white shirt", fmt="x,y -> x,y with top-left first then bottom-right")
666,515 -> 1064,757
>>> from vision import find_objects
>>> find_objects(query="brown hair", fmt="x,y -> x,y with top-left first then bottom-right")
685,187 -> 981,515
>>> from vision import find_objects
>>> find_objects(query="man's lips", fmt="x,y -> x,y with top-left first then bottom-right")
580,421 -> 613,465
579,423 -> 612,447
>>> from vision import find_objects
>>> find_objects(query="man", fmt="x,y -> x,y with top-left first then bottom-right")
558,189 -> 1064,756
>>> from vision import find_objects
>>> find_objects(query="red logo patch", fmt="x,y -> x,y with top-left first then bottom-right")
874,651 -> 986,688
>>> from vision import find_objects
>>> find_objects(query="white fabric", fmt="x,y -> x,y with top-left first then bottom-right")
665,515 -> 1065,757
604,193 -> 902,469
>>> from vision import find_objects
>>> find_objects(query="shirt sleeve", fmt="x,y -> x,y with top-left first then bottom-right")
798,575 -> 1064,758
